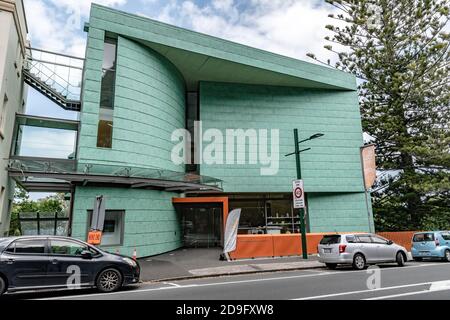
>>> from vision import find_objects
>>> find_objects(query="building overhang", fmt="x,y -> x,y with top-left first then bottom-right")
8,157 -> 223,193
87,4 -> 357,91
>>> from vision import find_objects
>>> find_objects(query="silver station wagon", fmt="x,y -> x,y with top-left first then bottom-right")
318,233 -> 408,270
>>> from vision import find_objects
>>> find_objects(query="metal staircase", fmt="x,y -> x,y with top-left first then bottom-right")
23,48 -> 84,112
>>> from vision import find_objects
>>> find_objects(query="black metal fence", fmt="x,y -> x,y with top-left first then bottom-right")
18,212 -> 69,236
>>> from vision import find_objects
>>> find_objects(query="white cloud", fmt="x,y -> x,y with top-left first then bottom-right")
146,0 -> 338,64
48,0 -> 127,17
23,0 -> 128,57
24,0 -> 340,63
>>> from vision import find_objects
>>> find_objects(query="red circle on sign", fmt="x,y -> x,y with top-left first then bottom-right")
294,187 -> 303,198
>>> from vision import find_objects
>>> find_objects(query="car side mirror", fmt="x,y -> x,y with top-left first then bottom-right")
387,240 -> 394,245
81,250 -> 93,259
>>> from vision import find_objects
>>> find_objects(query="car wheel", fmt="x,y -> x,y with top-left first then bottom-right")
413,257 -> 423,262
352,253 -> 366,270
96,268 -> 123,293
396,252 -> 405,267
325,263 -> 337,270
443,250 -> 450,262
0,276 -> 6,295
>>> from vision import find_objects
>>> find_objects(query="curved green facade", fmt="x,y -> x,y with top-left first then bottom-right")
78,35 -> 186,172
73,29 -> 187,257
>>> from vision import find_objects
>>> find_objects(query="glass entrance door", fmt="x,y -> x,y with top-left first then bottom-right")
180,205 -> 222,248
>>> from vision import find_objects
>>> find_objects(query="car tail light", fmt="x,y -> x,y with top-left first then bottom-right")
435,239 -> 440,246
339,244 -> 347,253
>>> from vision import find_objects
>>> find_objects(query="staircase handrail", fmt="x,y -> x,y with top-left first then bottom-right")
24,55 -> 81,101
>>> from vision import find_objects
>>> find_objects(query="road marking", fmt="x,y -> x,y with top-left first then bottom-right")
299,269 -> 328,273
293,281 -> 433,300
365,290 -> 431,300
163,282 -> 181,288
35,272 -> 340,300
366,280 -> 450,300
35,262 -> 447,300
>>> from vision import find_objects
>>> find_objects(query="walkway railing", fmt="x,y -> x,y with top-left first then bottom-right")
23,47 -> 84,111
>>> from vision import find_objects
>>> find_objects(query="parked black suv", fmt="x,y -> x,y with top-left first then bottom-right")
0,236 -> 140,295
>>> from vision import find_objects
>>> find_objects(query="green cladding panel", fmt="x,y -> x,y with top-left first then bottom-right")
199,82 -> 372,233
199,82 -> 366,194
71,187 -> 182,257
307,193 -> 372,233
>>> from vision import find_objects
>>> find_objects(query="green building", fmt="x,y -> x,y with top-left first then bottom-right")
8,4 -> 373,258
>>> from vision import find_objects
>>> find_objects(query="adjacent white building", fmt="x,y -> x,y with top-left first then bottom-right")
0,0 -> 28,236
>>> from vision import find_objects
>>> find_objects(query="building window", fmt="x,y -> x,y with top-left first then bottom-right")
15,40 -> 23,72
97,108 -> 114,148
229,194 -> 300,235
230,199 -> 266,234
0,94 -> 8,138
266,199 -> 300,234
186,92 -> 199,173
97,38 -> 117,148
0,186 -> 4,204
0,187 -> 5,226
87,210 -> 125,247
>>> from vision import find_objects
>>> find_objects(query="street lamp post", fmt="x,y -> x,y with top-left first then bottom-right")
286,129 -> 324,260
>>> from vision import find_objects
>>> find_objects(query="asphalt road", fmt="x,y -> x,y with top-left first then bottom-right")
4,261 -> 450,300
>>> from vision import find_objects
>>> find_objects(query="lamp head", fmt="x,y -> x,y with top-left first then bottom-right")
309,133 -> 324,140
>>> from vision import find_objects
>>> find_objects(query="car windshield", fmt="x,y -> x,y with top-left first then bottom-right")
441,233 -> 450,241
413,233 -> 435,242
320,235 -> 341,245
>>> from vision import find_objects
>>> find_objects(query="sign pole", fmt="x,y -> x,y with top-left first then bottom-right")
294,129 -> 308,259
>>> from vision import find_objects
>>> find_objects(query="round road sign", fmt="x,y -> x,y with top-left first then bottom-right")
294,187 -> 303,199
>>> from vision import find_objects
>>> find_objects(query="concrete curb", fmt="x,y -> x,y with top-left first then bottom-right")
143,264 -> 325,283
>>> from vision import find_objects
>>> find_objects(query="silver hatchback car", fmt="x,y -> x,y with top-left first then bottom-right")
318,233 -> 408,270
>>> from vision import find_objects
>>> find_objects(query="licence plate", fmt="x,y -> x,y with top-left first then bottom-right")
323,248 -> 332,253
420,251 -> 431,256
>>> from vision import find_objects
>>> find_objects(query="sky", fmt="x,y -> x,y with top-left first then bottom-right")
23,0 -> 337,61
21,0 -> 339,200
22,0 -> 340,156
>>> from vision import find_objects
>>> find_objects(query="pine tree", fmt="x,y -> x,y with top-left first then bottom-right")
308,0 -> 450,231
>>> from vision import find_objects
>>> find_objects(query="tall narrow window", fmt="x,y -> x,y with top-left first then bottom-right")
186,92 -> 199,173
0,94 -> 8,138
97,38 -> 117,148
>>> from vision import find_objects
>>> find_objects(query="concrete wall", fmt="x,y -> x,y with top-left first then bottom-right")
71,187 -> 182,257
0,1 -> 27,235
78,33 -> 185,171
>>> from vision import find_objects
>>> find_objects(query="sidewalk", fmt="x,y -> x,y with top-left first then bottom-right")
137,248 -> 324,282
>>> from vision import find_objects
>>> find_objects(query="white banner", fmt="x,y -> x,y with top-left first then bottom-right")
91,195 -> 105,231
223,209 -> 241,254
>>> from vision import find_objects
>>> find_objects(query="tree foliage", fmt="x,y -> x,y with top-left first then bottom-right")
9,187 -> 67,236
309,0 -> 450,231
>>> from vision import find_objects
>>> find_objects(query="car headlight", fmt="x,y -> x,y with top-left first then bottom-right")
122,257 -> 137,267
